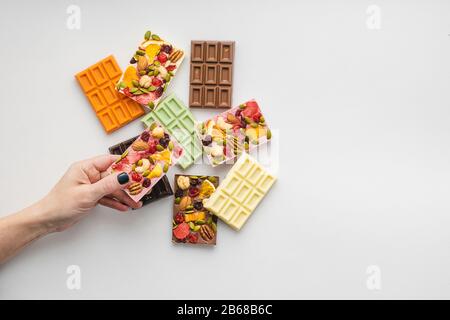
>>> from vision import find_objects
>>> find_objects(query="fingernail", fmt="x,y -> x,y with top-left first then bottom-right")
117,172 -> 129,185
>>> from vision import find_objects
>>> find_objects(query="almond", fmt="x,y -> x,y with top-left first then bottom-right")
137,56 -> 148,71
179,196 -> 192,211
132,140 -> 149,151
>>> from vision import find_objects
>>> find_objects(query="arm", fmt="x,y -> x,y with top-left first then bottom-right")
0,200 -> 52,264
0,155 -> 141,265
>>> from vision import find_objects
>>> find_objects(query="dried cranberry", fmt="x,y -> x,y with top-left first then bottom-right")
131,172 -> 142,182
159,137 -> 169,148
160,44 -> 172,54
187,232 -> 198,244
202,135 -> 212,146
166,64 -> 176,71
140,131 -> 150,142
175,189 -> 184,198
193,201 -> 203,210
188,187 -> 199,198
155,86 -> 164,98
175,212 -> 184,224
142,178 -> 151,188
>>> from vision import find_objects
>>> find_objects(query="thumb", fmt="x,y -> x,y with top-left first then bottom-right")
90,172 -> 130,200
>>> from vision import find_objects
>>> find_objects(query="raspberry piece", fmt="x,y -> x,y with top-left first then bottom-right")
175,212 -> 184,224
131,172 -> 142,182
147,140 -> 157,154
187,233 -> 198,244
157,53 -> 167,63
151,77 -> 162,87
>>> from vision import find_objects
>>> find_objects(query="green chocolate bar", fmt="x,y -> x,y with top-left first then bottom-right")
141,93 -> 202,169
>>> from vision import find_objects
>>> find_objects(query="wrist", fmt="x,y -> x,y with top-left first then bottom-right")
18,197 -> 58,237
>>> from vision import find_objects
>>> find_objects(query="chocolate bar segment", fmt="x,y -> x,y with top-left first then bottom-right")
189,41 -> 234,109
108,136 -> 174,206
172,174 -> 219,245
141,93 -> 203,169
204,153 -> 276,231
75,55 -> 145,134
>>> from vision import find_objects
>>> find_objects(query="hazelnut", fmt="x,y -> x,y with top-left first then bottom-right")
210,145 -> 223,157
151,126 -> 165,139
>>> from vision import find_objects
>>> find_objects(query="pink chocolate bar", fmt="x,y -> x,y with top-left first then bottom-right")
109,121 -> 183,202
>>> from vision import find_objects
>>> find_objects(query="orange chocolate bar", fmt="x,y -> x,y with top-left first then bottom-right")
75,55 -> 145,133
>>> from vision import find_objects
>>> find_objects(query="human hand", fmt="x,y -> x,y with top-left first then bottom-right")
39,155 -> 142,233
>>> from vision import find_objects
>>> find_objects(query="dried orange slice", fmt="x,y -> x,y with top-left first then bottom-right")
150,149 -> 171,165
148,164 -> 162,179
198,179 -> 216,199
122,66 -> 138,88
145,44 -> 161,62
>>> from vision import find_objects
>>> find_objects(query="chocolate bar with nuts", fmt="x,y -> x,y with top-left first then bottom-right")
108,136 -> 173,206
172,174 -> 219,245
189,41 -> 234,109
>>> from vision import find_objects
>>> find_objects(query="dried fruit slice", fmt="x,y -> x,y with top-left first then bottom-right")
150,149 -> 171,165
148,164 -> 163,179
198,179 -> 216,199
145,44 -> 161,62
184,211 -> 206,223
123,66 -> 139,88
245,126 -> 268,143
242,101 -> 262,122
173,222 -> 190,240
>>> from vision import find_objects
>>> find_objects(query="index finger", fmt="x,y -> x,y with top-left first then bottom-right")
83,154 -> 120,172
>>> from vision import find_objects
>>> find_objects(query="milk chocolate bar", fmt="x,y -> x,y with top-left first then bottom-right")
172,175 -> 219,245
189,41 -> 234,108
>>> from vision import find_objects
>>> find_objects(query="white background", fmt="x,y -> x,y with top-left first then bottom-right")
0,0 -> 449,299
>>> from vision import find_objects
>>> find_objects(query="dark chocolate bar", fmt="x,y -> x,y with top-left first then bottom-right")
189,41 -> 234,109
108,136 -> 173,206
